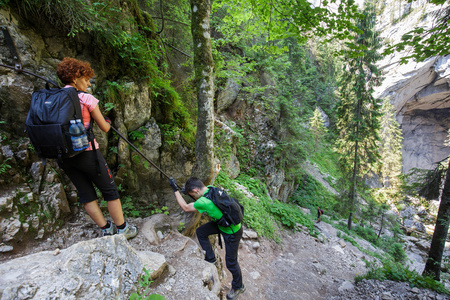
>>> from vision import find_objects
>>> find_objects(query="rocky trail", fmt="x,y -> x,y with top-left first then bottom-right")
1,210 -> 449,300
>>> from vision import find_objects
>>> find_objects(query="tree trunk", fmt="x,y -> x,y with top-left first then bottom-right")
378,213 -> 384,238
422,161 -> 450,280
347,60 -> 365,231
347,212 -> 353,231
184,0 -> 215,238
348,88 -> 362,231
190,0 -> 215,185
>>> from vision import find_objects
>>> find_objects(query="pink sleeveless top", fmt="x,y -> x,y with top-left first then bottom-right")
64,86 -> 100,150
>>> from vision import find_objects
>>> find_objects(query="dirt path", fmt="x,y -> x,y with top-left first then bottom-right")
224,221 -> 367,300
1,213 -> 448,300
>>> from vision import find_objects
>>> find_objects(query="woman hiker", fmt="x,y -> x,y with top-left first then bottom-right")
56,57 -> 137,239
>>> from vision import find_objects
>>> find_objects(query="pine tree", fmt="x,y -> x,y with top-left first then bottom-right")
310,107 -> 327,137
335,0 -> 383,230
378,97 -> 403,191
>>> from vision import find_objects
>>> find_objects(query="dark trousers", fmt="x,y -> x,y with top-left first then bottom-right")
196,221 -> 243,289
58,150 -> 119,203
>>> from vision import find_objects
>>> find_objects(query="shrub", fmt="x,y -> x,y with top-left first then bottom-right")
357,261 -> 450,295
290,173 -> 337,214
388,243 -> 407,263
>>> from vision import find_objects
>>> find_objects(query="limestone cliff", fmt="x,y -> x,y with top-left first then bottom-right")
374,0 -> 450,172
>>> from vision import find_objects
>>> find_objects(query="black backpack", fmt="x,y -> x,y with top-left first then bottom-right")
25,87 -> 91,160
204,186 -> 244,228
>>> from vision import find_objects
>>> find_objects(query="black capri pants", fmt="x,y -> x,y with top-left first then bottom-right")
58,150 -> 120,203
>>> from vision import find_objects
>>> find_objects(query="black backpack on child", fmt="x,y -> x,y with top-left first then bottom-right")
25,87 -> 92,160
204,186 -> 244,228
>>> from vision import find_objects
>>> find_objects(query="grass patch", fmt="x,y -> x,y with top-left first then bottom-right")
334,222 -> 407,263
215,172 -> 317,242
290,173 -> 337,215
357,260 -> 450,295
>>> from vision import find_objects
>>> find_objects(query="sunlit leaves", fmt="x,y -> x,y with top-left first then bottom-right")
213,0 -> 362,56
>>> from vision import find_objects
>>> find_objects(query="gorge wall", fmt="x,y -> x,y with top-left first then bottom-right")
374,0 -> 450,172
0,2 -> 292,250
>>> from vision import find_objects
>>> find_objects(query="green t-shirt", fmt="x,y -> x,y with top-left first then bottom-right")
193,187 -> 241,234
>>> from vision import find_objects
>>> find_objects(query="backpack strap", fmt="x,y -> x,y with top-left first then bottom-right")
67,87 -> 83,120
76,90 -> 101,176
56,87 -> 82,164
217,230 -> 223,249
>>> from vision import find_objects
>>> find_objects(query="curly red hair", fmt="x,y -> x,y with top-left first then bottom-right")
57,57 -> 95,85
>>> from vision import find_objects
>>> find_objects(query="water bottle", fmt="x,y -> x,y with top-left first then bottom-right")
76,119 -> 89,149
69,120 -> 84,151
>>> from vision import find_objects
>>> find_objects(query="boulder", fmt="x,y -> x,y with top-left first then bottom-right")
144,231 -> 221,299
400,206 -> 416,219
216,78 -> 241,113
122,81 -> 152,132
140,214 -> 175,245
0,235 -> 166,299
242,229 -> 258,240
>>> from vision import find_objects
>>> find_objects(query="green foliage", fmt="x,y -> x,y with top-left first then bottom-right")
388,242 -> 408,263
310,148 -> 341,183
121,195 -> 142,218
154,80 -> 196,147
216,172 -> 319,241
177,222 -> 185,233
0,0 -> 9,8
0,121 -> 7,142
357,260 -> 450,295
120,195 -> 167,219
401,164 -> 447,200
336,230 -> 359,247
335,222 -> 406,263
212,0 -> 362,56
14,191 -> 41,224
215,172 -> 279,241
212,7 -> 344,186
384,0 -> 450,63
309,107 -> 327,136
130,267 -> 165,300
145,0 -> 192,62
129,127 -> 148,141
377,98 -> 403,191
11,0 -> 196,148
290,174 -> 337,214
336,1 -> 383,171
150,206 -> 169,216
104,80 -> 131,110
0,158 -> 12,175
334,2 -> 383,224
104,102 -> 115,113
268,201 -> 315,234
353,225 -> 380,244
109,146 -> 118,155
213,126 -> 235,163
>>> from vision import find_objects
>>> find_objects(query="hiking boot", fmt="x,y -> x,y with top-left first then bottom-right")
117,222 -> 138,239
102,220 -> 116,236
226,284 -> 246,300
207,258 -> 220,269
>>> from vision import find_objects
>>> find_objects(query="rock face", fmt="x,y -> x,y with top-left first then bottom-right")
0,234 -> 167,299
0,6 -> 193,246
216,72 -> 298,202
374,0 -> 450,172
376,55 -> 450,172
0,153 -> 72,251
